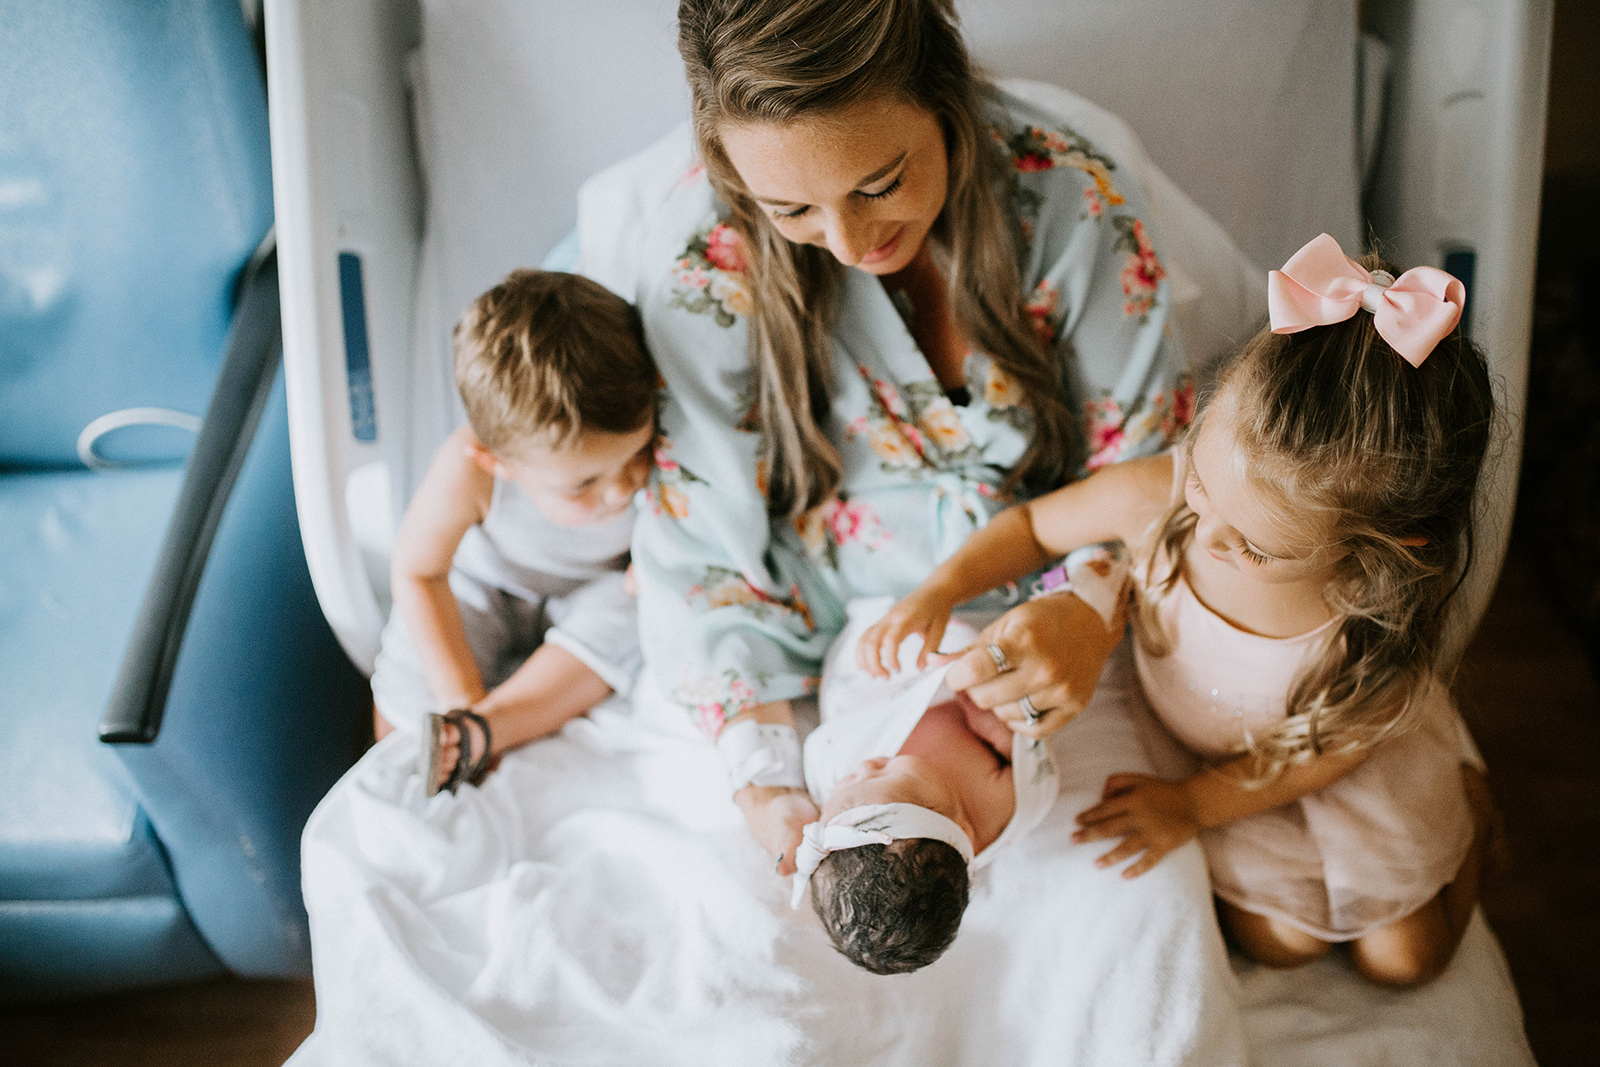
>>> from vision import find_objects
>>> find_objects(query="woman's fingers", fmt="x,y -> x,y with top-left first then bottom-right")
945,594 -> 1119,737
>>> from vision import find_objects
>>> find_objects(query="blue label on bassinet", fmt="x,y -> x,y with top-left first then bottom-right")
338,251 -> 378,442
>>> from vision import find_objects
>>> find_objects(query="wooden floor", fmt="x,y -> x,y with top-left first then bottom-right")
2,541 -> 1596,1067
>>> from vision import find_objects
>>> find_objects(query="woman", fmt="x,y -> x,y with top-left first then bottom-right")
622,0 -> 1193,870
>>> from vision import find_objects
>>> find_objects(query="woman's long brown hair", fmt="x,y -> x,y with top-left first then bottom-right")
677,0 -> 1077,518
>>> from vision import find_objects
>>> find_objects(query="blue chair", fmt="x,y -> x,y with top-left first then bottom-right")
0,0 -> 370,1001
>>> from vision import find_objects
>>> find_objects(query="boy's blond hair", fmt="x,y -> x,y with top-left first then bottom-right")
453,269 -> 656,457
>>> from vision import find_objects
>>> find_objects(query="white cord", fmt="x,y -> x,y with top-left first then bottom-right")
76,407 -> 203,469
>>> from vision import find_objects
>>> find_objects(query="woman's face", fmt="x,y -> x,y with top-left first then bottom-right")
718,96 -> 949,276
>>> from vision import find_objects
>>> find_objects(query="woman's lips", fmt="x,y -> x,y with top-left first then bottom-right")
859,227 -> 904,265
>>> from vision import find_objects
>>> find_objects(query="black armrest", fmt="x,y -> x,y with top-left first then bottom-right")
100,243 -> 282,744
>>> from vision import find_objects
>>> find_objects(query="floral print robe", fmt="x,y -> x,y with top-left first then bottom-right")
608,89 -> 1194,731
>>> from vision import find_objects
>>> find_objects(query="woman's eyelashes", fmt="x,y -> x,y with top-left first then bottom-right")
859,174 -> 904,200
769,173 -> 906,220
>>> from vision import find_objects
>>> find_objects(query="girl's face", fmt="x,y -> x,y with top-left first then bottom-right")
1183,401 -> 1348,588
717,96 -> 949,276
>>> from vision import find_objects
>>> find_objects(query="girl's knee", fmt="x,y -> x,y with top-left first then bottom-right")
1351,932 -> 1448,988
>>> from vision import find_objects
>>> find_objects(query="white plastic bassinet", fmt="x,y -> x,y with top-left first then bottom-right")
264,0 -> 1553,677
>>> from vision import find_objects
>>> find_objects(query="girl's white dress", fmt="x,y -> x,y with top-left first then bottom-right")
1135,569 -> 1484,941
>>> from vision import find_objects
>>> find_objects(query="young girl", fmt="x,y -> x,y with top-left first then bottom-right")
860,234 -> 1498,987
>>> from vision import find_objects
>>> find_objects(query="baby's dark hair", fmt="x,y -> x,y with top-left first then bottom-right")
1136,251 -> 1496,778
809,839 -> 969,974
453,269 -> 656,457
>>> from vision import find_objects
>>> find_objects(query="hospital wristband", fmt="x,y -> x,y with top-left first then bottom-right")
715,719 -> 805,796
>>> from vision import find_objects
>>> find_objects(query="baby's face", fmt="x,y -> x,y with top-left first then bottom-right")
822,755 -> 968,834
495,422 -> 654,527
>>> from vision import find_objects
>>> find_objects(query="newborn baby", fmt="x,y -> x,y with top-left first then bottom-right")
793,601 -> 1061,974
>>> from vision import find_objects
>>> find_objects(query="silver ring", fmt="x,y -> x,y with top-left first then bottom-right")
1019,694 -> 1045,723
985,643 -> 1012,674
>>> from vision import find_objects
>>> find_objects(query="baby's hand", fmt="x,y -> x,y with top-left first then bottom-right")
735,785 -> 819,878
857,586 -> 957,678
1072,773 -> 1200,879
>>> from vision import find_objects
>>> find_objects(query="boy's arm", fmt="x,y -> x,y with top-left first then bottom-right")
469,642 -> 614,749
389,425 -> 496,711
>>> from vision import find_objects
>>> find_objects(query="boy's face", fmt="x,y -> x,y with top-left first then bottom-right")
821,755 -> 974,843
485,423 -> 654,527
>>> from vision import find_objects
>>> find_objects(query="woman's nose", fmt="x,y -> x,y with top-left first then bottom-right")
821,213 -> 872,266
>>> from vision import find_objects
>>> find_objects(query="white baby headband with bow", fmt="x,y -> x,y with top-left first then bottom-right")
790,802 -> 975,909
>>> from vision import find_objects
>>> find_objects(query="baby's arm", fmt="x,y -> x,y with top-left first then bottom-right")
1073,746 -> 1371,878
388,425 -> 497,712
858,454 -> 1172,676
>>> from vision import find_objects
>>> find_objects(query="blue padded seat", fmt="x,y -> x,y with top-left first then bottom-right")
0,468 -> 224,997
0,467 -> 185,900
0,0 -> 371,1002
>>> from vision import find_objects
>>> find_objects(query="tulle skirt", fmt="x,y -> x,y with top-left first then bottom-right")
1200,685 -> 1484,942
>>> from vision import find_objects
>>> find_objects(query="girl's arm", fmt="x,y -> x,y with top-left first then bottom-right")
858,453 -> 1172,676
1073,746 -> 1371,878
388,425 -> 496,710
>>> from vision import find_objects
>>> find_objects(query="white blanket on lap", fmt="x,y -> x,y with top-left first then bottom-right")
290,640 -> 1538,1067
291,644 -> 1252,1067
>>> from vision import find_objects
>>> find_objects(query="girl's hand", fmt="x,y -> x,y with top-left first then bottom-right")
857,586 -> 957,678
1072,773 -> 1200,878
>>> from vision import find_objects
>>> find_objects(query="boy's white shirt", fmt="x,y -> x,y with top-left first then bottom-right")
806,598 -> 1060,871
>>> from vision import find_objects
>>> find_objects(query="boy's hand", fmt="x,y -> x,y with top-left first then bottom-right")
735,785 -> 819,877
857,586 -> 957,678
1072,773 -> 1200,878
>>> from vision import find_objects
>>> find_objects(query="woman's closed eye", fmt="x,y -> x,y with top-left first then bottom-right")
858,174 -> 904,201
769,173 -> 905,220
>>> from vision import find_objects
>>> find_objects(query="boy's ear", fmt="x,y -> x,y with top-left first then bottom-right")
465,441 -> 506,479
1396,534 -> 1429,547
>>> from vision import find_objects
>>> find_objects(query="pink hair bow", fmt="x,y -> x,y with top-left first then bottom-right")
1267,233 -> 1465,367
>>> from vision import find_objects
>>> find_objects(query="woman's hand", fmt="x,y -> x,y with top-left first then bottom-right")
734,785 -> 820,877
1072,773 -> 1201,878
857,583 -> 959,678
942,589 -> 1124,737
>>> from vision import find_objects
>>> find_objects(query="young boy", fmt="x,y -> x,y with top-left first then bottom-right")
371,269 -> 656,796
790,549 -> 1127,974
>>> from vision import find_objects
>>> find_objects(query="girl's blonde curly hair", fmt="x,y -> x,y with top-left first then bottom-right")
1133,255 -> 1496,782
